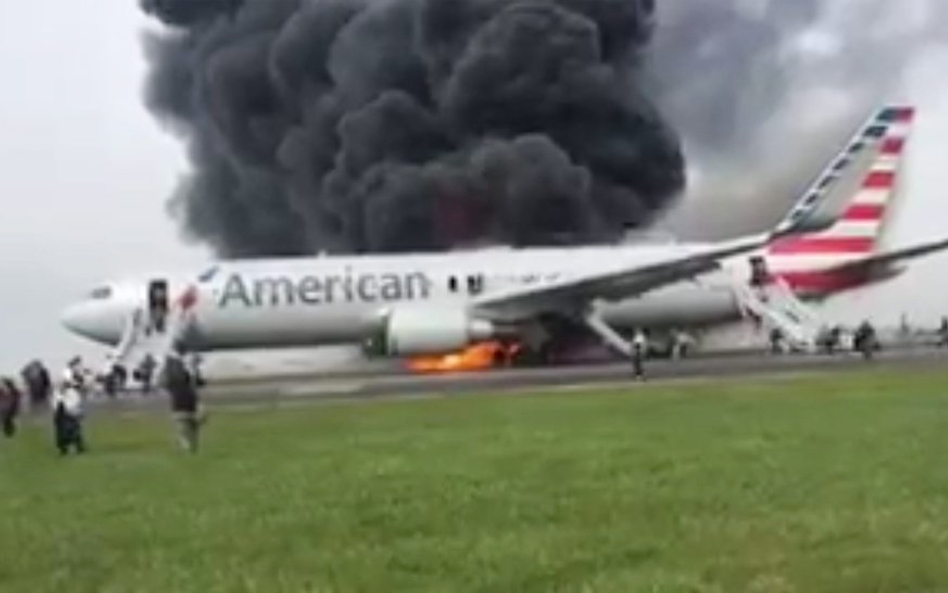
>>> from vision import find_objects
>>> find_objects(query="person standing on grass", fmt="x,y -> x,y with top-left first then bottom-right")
854,320 -> 878,360
53,357 -> 87,455
21,360 -> 51,410
0,378 -> 21,437
160,340 -> 206,453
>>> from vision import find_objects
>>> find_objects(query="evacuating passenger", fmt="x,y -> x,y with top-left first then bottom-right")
189,352 -> 206,388
0,378 -> 21,437
671,330 -> 689,359
135,354 -> 157,395
53,357 -> 87,455
828,326 -> 842,354
160,340 -> 206,453
21,360 -> 51,410
148,282 -> 169,334
749,256 -> 770,287
769,328 -> 784,354
853,321 -> 878,360
102,361 -> 128,398
817,325 -> 842,355
632,330 -> 647,380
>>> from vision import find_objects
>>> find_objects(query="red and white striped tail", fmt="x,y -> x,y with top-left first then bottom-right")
767,106 -> 914,289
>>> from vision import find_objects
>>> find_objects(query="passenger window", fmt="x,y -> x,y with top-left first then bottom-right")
467,274 -> 484,295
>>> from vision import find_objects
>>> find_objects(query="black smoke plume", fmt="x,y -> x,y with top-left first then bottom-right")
140,0 -> 683,257
142,0 -> 948,252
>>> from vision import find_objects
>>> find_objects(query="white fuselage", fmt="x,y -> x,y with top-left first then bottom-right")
62,243 -> 754,351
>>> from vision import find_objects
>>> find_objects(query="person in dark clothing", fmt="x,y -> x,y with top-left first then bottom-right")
853,320 -> 878,360
0,378 -> 21,437
21,360 -> 51,410
102,363 -> 128,398
769,328 -> 784,354
148,282 -> 169,334
748,255 -> 771,287
52,398 -> 85,455
817,325 -> 842,355
160,341 -> 206,453
134,354 -> 157,395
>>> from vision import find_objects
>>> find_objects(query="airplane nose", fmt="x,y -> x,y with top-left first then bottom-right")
60,301 -> 121,344
60,303 -> 92,336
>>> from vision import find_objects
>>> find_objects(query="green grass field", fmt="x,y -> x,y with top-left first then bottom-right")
3,369 -> 948,592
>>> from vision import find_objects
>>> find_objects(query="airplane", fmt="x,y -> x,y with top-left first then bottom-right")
60,105 -> 948,371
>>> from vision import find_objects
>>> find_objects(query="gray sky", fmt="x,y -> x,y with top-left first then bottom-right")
0,0 -> 207,372
0,1 -> 946,374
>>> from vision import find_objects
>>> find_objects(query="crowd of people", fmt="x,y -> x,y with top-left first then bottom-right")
4,309 -> 947,455
0,339 -> 207,456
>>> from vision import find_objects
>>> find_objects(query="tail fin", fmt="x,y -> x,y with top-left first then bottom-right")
766,105 -> 915,294
768,105 -> 914,259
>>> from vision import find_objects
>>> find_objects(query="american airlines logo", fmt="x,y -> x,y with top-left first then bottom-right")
198,265 -> 221,283
217,270 -> 433,308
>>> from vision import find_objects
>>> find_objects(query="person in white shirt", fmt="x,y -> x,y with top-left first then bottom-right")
53,357 -> 87,455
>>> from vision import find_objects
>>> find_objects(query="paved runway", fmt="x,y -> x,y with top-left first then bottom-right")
91,346 -> 948,413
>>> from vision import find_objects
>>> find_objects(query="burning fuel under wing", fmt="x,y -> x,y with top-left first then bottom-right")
407,342 -> 523,374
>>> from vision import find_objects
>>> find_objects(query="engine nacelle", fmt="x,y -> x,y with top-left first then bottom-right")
367,306 -> 496,356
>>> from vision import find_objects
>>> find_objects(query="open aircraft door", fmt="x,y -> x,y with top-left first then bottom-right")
147,279 -> 169,334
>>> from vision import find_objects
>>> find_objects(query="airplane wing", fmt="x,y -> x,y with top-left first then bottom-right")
469,232 -> 774,321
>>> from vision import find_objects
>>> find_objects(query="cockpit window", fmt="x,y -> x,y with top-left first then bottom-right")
88,286 -> 112,300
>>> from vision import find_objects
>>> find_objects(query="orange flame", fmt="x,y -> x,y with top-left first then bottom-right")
407,341 -> 521,374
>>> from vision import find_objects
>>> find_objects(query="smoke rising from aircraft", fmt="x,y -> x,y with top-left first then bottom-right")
140,0 -> 683,256
140,0 -> 948,254
651,0 -> 948,238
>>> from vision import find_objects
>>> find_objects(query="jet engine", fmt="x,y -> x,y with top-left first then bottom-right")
365,306 -> 496,356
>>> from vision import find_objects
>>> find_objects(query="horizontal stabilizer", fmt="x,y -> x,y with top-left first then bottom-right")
828,236 -> 948,276
775,235 -> 948,296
